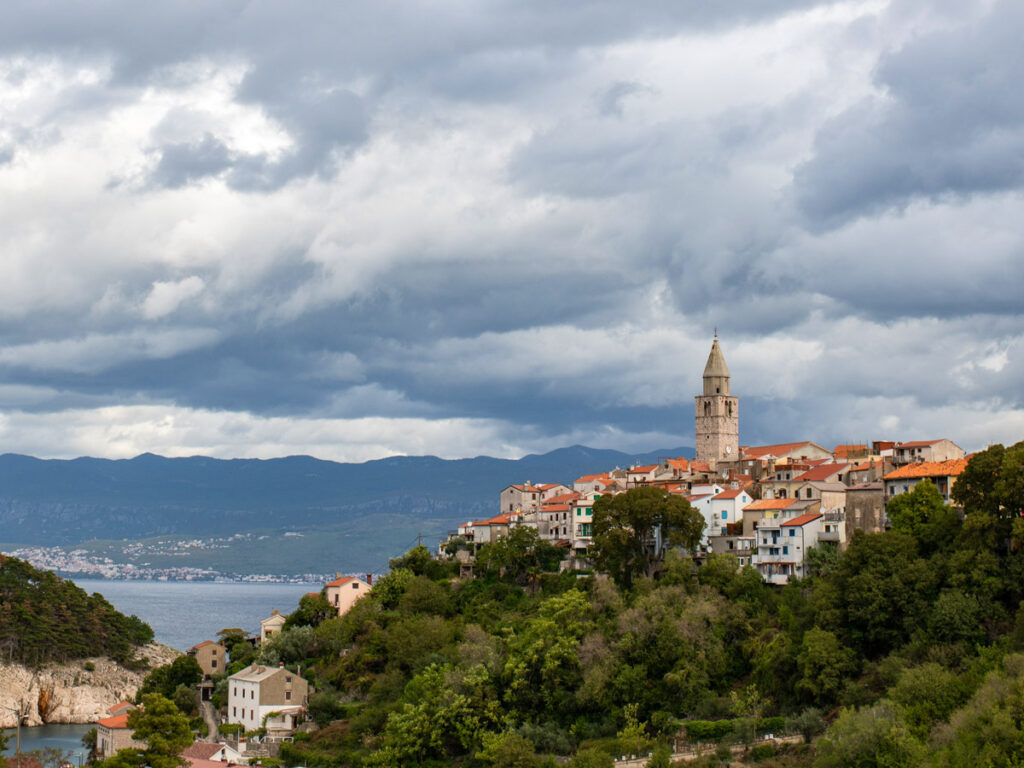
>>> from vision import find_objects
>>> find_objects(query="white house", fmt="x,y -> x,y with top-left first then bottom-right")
752,512 -> 824,585
227,663 -> 309,734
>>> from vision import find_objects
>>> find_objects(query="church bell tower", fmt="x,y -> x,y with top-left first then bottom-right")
695,334 -> 739,464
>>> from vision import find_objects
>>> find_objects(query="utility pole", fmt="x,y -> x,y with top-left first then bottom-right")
1,701 -> 26,755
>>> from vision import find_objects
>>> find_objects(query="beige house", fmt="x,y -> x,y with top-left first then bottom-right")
892,439 -> 965,467
227,663 -> 309,734
324,575 -> 372,617
96,710 -> 144,759
188,640 -> 227,677
260,610 -> 287,643
883,458 -> 970,503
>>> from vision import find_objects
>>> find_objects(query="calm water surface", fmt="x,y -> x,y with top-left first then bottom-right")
1,723 -> 92,761
74,579 -> 319,652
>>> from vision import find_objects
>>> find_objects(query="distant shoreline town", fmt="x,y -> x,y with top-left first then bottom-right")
4,544 -> 334,583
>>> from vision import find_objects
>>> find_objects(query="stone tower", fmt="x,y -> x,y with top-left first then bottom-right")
694,334 -> 739,464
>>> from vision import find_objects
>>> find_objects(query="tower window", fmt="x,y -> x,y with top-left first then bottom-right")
704,402 -> 711,417
716,387 -> 720,393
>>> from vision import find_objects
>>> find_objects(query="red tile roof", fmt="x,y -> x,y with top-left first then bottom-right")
794,463 -> 848,482
743,498 -> 799,511
690,461 -> 711,473
326,576 -> 355,588
542,503 -> 572,512
189,640 -> 214,651
883,459 -> 969,480
781,512 -> 823,527
897,439 -> 944,448
108,701 -> 134,715
575,472 -> 611,484
97,713 -> 130,729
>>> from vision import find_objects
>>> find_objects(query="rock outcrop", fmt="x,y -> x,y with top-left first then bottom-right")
0,643 -> 179,727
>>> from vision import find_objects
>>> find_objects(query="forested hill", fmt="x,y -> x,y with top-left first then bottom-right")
0,555 -> 153,665
0,444 -> 691,546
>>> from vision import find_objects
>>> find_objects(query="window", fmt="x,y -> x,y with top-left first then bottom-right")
286,676 -> 292,683
212,659 -> 217,669
352,583 -> 359,589
286,692 -> 291,701
783,546 -> 789,555
233,707 -> 236,716
721,511 -> 727,519
789,529 -> 796,537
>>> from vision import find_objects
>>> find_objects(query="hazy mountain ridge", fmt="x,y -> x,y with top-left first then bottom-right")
0,444 -> 693,547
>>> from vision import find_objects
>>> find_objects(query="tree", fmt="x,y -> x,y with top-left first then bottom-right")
886,479 -> 960,554
954,441 -> 1024,553
796,629 -> 859,707
476,732 -> 542,768
565,750 -> 613,768
99,694 -> 193,768
813,700 -> 922,768
138,655 -> 202,703
476,526 -> 563,586
284,592 -> 335,630
591,487 -> 705,589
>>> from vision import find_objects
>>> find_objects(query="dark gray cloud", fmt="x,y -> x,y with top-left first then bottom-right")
0,0 -> 1021,460
795,0 -> 1024,228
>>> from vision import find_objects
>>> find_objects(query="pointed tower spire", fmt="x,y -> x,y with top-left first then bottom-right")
702,335 -> 730,395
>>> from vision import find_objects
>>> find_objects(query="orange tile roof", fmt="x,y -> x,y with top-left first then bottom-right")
714,489 -> 747,500
743,498 -> 799,511
472,512 -> 517,526
189,640 -> 214,651
542,503 -> 572,512
883,458 -> 969,480
108,701 -> 134,714
833,444 -> 867,458
794,463 -> 848,482
629,464 -> 657,474
509,484 -> 544,493
897,439 -> 944,448
665,458 -> 689,470
781,512 -> 823,527
690,461 -> 711,473
326,576 -> 356,588
741,441 -> 818,459
97,713 -> 130,729
575,472 -> 611,484
849,460 -> 877,472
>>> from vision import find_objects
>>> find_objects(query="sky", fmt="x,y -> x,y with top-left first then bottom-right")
0,0 -> 1021,462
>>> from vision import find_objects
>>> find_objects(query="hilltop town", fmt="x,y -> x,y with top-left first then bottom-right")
440,336 -> 969,585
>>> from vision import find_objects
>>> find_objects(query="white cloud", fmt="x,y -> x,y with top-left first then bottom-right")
142,275 -> 205,318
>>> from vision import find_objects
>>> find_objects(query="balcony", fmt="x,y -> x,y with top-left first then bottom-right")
818,530 -> 840,542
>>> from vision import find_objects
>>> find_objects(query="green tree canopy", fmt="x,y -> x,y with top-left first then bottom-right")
886,478 -> 961,554
591,486 -> 705,589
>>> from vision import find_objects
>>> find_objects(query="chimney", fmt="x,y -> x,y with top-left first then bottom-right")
279,662 -> 284,668
366,573 -> 373,585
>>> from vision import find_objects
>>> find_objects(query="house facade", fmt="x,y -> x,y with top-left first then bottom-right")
188,640 -> 226,677
324,575 -> 372,617
227,663 -> 309,734
752,512 -> 824,585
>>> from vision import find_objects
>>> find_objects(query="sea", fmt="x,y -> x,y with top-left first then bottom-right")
1,578 -> 319,761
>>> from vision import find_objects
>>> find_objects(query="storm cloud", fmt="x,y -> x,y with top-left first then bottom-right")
0,0 -> 1020,462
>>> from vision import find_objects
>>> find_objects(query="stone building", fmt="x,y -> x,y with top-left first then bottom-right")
695,335 -> 739,466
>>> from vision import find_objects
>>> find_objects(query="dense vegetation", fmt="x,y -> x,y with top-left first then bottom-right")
138,440 -> 1024,767
0,555 -> 153,665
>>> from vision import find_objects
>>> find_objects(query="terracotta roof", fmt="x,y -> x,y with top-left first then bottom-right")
897,439 -> 944,448
542,503 -> 572,512
472,512 -> 517,526
629,464 -> 657,474
665,458 -> 689,470
537,484 -> 561,490
741,441 -> 820,459
108,701 -> 134,715
883,458 -> 969,480
743,498 -> 799,511
183,759 -> 247,768
794,464 -> 848,482
690,461 -> 711,473
182,744 -> 224,760
781,512 -> 823,527
714,489 -> 747,500
833,444 -> 867,457
575,472 -> 611,484
849,460 -> 877,472
509,483 -> 544,493
325,576 -> 355,588
97,713 -> 130,729
189,640 -> 214,651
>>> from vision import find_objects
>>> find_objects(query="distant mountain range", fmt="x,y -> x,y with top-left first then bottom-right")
0,445 -> 692,572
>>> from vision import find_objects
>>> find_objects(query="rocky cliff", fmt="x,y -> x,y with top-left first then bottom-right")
0,643 -> 179,727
